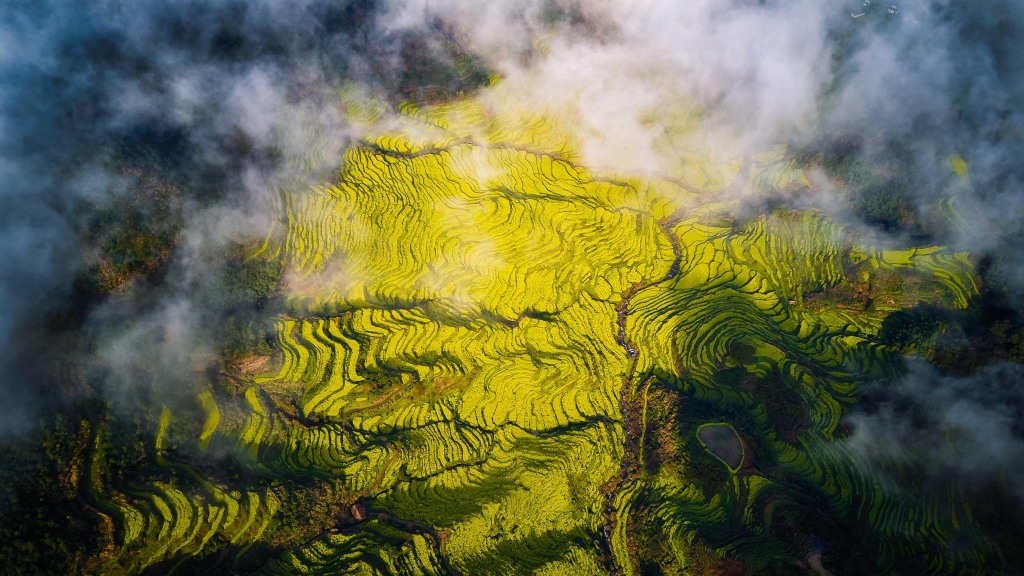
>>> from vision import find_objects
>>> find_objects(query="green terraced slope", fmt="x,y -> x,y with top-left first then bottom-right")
78,86 -> 1000,575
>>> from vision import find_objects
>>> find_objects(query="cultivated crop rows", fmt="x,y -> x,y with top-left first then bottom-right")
90,87 -> 998,574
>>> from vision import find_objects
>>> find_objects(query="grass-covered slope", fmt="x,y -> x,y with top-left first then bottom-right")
70,87 -> 999,575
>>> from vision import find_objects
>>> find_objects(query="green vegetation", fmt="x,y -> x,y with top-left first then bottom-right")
81,166 -> 183,292
0,84 -> 1010,575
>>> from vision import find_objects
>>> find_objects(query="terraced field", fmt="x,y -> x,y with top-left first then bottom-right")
81,86 -> 1000,574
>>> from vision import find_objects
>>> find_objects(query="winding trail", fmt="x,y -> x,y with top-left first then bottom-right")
601,212 -> 685,574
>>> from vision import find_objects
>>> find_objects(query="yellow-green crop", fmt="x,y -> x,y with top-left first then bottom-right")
86,85 -> 999,575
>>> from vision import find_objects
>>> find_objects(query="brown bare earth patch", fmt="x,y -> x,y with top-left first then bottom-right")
232,355 -> 271,375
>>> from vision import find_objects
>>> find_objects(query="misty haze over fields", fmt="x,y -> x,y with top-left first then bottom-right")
2,1 -> 1023,574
